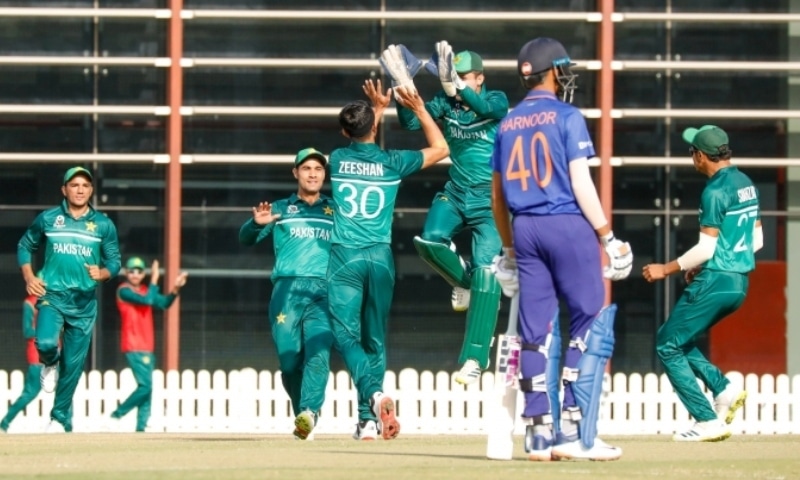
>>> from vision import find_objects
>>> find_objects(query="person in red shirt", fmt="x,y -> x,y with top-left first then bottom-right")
1,295 -> 44,433
108,257 -> 187,432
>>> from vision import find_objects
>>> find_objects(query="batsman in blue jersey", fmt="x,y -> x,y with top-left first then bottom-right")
491,38 -> 633,461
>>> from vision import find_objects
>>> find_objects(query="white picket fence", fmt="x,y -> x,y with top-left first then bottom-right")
1,368 -> 798,435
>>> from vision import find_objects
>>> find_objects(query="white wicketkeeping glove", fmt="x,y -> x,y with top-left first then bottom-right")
435,40 -> 466,97
491,248 -> 519,298
601,232 -> 633,281
379,44 -> 417,95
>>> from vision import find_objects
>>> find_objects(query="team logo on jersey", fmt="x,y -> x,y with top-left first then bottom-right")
143,355 -> 151,365
276,312 -> 287,324
438,195 -> 449,202
85,221 -> 97,232
323,205 -> 334,216
287,205 -> 299,214
54,215 -> 65,229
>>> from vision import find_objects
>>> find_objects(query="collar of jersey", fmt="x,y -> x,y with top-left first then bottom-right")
288,192 -> 329,206
348,141 -> 379,151
524,89 -> 557,102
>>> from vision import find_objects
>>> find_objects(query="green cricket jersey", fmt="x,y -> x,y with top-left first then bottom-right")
397,86 -> 508,188
239,193 -> 334,280
17,200 -> 121,311
329,142 -> 423,246
698,166 -> 760,273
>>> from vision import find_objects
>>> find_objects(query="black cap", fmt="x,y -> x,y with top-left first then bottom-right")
517,37 -> 573,77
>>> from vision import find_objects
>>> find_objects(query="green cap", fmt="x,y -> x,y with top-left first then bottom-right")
126,257 -> 146,270
63,166 -> 93,185
682,125 -> 729,156
454,50 -> 483,74
294,147 -> 327,167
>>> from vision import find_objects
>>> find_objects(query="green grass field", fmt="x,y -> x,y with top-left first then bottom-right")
2,434 -> 799,479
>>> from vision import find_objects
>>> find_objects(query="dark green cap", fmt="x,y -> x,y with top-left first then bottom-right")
682,125 -> 729,156
294,147 -> 327,167
63,166 -> 93,185
454,50 -> 483,73
126,257 -> 146,270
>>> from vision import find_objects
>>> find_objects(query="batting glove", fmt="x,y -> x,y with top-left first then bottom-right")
491,247 -> 519,298
601,232 -> 633,281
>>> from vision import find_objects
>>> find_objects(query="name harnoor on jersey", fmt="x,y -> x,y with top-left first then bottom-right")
329,142 -> 423,247
698,166 -> 760,273
239,193 -> 334,280
491,90 -> 595,217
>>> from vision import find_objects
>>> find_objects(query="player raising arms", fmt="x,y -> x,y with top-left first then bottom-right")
328,80 -> 449,440
490,38 -> 632,461
382,41 -> 510,385
643,125 -> 758,442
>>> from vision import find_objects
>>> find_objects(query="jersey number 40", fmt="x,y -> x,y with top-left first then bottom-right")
505,133 -> 553,191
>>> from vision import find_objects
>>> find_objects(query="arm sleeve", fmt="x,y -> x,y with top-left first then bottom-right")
118,284 -> 176,309
388,150 -> 424,178
457,88 -> 509,120
699,190 -> 726,229
239,218 -> 275,246
17,212 -> 45,267
563,110 -> 596,161
22,301 -> 36,339
753,225 -> 764,252
102,221 -> 122,277
397,98 -> 441,131
677,232 -> 718,271
569,158 -> 608,230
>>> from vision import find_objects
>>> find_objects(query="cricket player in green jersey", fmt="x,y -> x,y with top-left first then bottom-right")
643,125 -> 760,442
17,166 -> 121,433
391,42 -> 510,385
329,80 -> 449,440
239,147 -> 334,441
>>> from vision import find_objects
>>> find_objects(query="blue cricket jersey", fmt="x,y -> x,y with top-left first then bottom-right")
491,90 -> 595,216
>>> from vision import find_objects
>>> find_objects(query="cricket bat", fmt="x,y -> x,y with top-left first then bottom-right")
485,293 -> 521,460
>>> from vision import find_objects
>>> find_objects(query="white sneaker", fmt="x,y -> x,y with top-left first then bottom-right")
451,287 -> 470,312
672,420 -> 731,442
454,359 -> 481,386
371,392 -> 400,440
44,420 -> 66,434
352,420 -> 378,441
551,437 -> 622,461
293,410 -> 316,441
714,385 -> 747,425
40,365 -> 58,393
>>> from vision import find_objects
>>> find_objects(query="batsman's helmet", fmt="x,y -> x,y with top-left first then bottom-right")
517,37 -> 577,103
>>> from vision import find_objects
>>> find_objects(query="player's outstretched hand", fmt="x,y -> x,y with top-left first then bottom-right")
252,202 -> 280,226
150,259 -> 160,285
394,86 -> 425,113
642,263 -> 666,283
363,79 -> 391,111
602,234 -> 633,281
491,248 -> 519,298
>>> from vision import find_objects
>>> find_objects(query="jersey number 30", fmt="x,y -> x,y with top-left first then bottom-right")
338,182 -> 386,219
505,133 -> 553,191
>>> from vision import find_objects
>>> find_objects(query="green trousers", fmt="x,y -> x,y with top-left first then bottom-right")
656,270 -> 748,422
269,277 -> 333,416
327,243 -> 394,422
420,181 -> 501,269
36,304 -> 96,432
0,364 -> 42,431
111,352 -> 154,432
